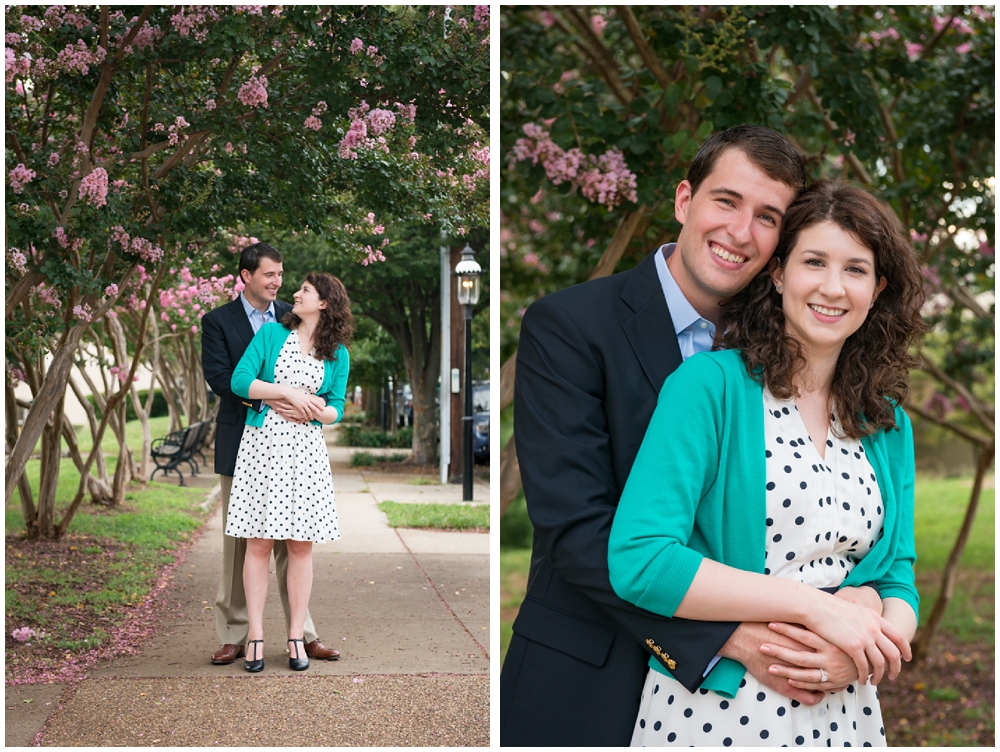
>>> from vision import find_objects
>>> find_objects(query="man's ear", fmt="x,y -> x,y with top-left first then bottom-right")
240,268 -> 251,285
674,180 -> 693,226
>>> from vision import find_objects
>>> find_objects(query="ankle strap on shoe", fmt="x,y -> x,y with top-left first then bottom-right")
288,638 -> 304,658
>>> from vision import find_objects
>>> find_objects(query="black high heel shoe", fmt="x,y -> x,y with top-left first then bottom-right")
288,638 -> 310,671
243,639 -> 264,673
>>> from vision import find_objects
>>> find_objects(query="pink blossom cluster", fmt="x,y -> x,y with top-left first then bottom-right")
366,108 -> 396,136
591,14 -> 607,35
234,6 -> 265,15
227,234 -> 260,254
6,33 -> 21,46
48,151 -> 60,166
9,163 -> 36,193
55,38 -> 107,76
7,247 -> 28,275
11,627 -> 39,643
168,116 -> 190,146
237,75 -> 269,107
109,226 -> 165,263
108,364 -> 140,384
474,5 -> 489,30
159,272 -> 236,330
304,100 -> 328,131
53,226 -> 83,252
33,283 -> 62,309
7,365 -> 27,387
205,98 -> 216,111
72,303 -> 93,322
79,167 -> 109,207
509,123 -> 638,208
349,38 -> 364,55
360,245 -> 387,266
396,102 -> 417,123
63,10 -> 94,31
19,14 -> 44,33
170,6 -> 220,43
5,47 -> 31,83
126,19 -> 164,52
105,284 -> 119,297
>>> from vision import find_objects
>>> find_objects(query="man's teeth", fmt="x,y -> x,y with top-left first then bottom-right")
809,304 -> 846,317
710,243 -> 747,264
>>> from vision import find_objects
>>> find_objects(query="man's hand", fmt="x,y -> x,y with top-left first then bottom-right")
265,394 -> 325,423
834,585 -> 883,614
719,622 -> 825,706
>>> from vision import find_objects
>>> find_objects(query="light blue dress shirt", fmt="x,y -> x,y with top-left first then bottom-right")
653,243 -> 717,360
240,292 -> 276,334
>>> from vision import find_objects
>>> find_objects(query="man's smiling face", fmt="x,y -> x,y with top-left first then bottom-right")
668,147 -> 798,321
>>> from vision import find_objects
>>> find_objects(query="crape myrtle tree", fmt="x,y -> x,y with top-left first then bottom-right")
5,4 -> 490,538
499,6 -> 993,656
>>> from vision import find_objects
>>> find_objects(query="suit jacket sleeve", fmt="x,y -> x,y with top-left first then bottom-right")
202,308 -> 243,404
515,297 -> 737,691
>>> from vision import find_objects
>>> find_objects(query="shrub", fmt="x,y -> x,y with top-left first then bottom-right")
338,425 -> 412,448
84,389 -> 169,422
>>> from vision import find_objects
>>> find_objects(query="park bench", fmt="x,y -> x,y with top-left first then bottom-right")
149,420 -> 211,486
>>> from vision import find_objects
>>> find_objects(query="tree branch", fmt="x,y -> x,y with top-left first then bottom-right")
616,6 -> 673,91
918,349 -> 995,434
806,87 -> 873,185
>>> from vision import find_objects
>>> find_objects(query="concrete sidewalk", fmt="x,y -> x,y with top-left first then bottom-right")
6,430 -> 490,747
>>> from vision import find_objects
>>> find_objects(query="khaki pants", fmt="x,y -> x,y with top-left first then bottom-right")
215,475 -> 319,646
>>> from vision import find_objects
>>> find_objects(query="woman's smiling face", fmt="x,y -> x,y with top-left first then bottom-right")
771,220 -> 886,360
292,281 -> 326,316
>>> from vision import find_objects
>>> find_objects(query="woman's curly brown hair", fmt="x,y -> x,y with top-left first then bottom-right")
718,180 -> 927,439
281,272 -> 354,361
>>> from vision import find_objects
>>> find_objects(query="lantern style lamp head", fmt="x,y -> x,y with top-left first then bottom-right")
454,244 -> 482,306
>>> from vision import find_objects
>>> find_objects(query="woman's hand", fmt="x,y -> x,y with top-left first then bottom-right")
801,591 -> 911,686
279,388 -> 326,420
762,622 -> 858,692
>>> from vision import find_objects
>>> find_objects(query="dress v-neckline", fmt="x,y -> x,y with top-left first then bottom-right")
786,399 -> 833,462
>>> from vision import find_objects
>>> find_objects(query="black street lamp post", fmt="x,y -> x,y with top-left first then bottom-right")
453,244 -> 481,502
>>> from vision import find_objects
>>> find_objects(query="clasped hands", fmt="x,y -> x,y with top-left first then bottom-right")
264,388 -> 326,423
725,586 -> 911,706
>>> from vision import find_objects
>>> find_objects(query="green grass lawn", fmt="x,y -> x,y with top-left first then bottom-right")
499,474 -> 995,663
378,501 -> 489,531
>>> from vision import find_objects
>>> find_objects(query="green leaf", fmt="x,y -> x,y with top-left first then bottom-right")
704,76 -> 723,101
695,120 -> 714,140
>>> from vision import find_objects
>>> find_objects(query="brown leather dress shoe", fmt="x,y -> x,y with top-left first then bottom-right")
211,643 -> 245,665
304,639 -> 341,661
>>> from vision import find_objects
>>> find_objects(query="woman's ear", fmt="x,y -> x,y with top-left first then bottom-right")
769,257 -> 783,291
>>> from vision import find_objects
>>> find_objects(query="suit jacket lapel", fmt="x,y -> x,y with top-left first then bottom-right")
225,298 -> 256,350
620,250 -> 683,393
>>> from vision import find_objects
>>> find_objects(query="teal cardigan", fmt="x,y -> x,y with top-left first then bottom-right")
231,322 -> 349,427
608,349 -> 918,697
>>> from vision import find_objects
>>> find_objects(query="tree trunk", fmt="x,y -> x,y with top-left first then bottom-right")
410,362 -> 439,464
912,442 -> 994,661
6,380 -> 37,525
4,324 -> 88,506
67,373 -> 114,500
61,413 -> 113,504
32,393 -> 67,539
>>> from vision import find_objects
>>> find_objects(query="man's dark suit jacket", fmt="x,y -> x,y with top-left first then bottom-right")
500,249 -> 740,746
201,297 -> 293,476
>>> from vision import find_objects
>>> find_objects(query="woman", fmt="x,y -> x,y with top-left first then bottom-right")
226,272 -> 353,673
608,180 -> 926,746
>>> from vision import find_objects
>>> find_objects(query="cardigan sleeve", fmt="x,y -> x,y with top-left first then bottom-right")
231,323 -> 276,398
322,346 -> 350,423
608,353 -> 727,617
872,407 -> 920,616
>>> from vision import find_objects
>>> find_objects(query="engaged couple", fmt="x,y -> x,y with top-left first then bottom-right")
202,243 -> 353,673
501,125 -> 924,746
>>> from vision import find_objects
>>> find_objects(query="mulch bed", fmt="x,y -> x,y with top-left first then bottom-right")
880,631 -> 994,746
5,531 -> 194,685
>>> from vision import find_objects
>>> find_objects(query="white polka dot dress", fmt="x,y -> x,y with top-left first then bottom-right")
631,388 -> 887,747
226,330 -> 341,543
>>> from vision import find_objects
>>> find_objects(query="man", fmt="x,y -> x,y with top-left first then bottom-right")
500,126 -> 880,745
201,242 -> 340,665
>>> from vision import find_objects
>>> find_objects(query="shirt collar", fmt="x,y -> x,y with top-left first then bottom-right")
239,292 -> 275,321
654,243 -> 706,338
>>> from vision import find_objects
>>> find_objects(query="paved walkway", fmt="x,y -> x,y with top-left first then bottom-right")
6,427 -> 489,747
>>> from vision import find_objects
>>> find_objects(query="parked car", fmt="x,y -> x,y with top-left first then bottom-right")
472,381 -> 489,465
